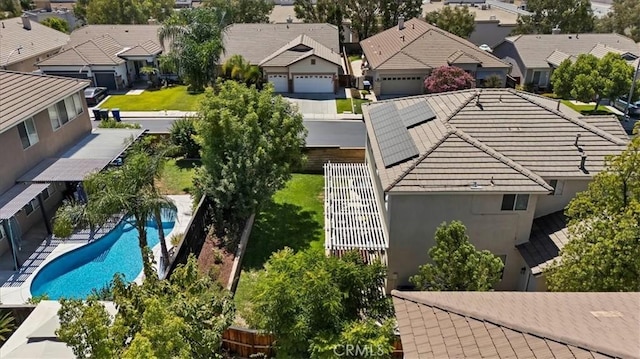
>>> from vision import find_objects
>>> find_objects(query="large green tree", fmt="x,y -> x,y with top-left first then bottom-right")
379,0 -> 423,31
85,0 -> 174,24
410,221 -> 504,291
595,0 -> 640,42
205,0 -> 273,23
57,256 -> 235,359
158,8 -> 228,92
424,5 -> 475,38
294,0 -> 346,42
194,81 -> 306,242
550,53 -> 637,110
72,0 -> 89,24
0,0 -> 21,19
514,0 -> 594,34
247,248 -> 395,358
220,54 -> 262,86
344,0 -> 381,40
40,17 -> 70,33
545,138 -> 640,292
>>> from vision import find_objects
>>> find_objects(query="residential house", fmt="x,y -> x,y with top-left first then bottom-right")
493,33 -> 640,90
332,89 -> 628,292
392,291 -> 640,359
0,16 -> 69,72
360,18 -> 511,96
0,71 -> 143,271
37,25 -> 167,90
221,23 -> 343,93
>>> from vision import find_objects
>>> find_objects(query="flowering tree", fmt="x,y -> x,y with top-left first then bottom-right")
424,66 -> 475,94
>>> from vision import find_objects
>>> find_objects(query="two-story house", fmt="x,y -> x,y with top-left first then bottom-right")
325,88 -> 628,292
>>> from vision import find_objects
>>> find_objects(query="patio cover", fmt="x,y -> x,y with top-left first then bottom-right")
18,128 -> 145,183
0,183 -> 49,220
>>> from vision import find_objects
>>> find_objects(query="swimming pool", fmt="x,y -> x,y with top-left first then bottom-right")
31,217 -> 175,300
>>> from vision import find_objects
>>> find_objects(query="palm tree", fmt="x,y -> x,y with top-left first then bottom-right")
221,55 -> 262,86
0,312 -> 14,343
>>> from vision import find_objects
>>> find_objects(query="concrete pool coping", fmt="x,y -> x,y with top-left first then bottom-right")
0,195 -> 193,305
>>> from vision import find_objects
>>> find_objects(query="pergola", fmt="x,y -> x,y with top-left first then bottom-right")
324,163 -> 388,265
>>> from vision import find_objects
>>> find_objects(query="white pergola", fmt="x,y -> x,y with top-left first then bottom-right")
324,163 -> 388,265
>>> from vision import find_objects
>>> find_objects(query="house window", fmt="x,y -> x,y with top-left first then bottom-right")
41,186 -> 53,200
24,198 -> 39,216
311,59 -> 316,65
547,180 -> 564,196
17,118 -> 39,149
73,94 -> 84,115
49,95 -> 84,130
501,194 -> 529,211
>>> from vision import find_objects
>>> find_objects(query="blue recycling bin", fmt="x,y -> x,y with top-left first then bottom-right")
111,108 -> 121,122
92,108 -> 101,121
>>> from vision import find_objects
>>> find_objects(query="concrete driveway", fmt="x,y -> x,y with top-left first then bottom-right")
284,93 -> 338,120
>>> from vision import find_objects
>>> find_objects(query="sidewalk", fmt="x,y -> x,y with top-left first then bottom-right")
89,110 -> 197,120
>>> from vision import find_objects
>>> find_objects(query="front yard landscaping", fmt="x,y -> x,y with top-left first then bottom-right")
336,98 -> 370,114
157,158 -> 200,195
100,86 -> 206,111
561,100 -> 614,115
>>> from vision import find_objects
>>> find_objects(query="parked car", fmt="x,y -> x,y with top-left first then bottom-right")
84,87 -> 108,107
614,96 -> 640,116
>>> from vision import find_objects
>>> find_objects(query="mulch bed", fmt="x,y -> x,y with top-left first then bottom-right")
197,229 -> 236,288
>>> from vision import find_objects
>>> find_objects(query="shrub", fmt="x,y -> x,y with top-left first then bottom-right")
213,249 -> 224,264
424,66 -> 475,93
97,119 -> 141,129
170,117 -> 200,159
350,88 -> 361,99
169,232 -> 184,247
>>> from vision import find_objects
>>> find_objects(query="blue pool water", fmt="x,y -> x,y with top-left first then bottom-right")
31,217 -> 175,300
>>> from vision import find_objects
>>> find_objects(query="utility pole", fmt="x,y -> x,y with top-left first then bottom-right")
623,60 -> 640,120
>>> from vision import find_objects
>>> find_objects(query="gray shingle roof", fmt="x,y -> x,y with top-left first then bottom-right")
0,16 -> 69,67
221,23 -> 339,65
0,71 -> 90,133
517,211 -> 569,275
360,18 -> 509,71
259,34 -> 341,67
67,24 -> 165,49
38,35 -> 126,66
392,291 -> 640,359
362,89 -> 628,192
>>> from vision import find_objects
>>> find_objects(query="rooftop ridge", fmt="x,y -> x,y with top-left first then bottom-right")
374,20 -> 431,69
0,70 -> 90,84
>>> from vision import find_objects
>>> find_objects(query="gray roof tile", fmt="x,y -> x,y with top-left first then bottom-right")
39,35 -> 126,66
66,24 -> 165,49
259,34 -> 341,67
0,16 -> 69,67
517,211 -> 568,274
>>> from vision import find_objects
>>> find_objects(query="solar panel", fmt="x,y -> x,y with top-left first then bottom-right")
368,102 -> 419,168
397,100 -> 437,129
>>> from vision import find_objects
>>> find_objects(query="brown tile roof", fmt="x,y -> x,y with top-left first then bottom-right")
363,89 -> 628,192
360,18 -> 509,71
67,24 -> 165,49
392,290 -> 640,359
259,34 -> 341,67
221,23 -> 339,65
118,40 -> 163,57
0,16 -> 69,67
38,35 -> 125,66
0,71 -> 90,133
517,211 -> 569,275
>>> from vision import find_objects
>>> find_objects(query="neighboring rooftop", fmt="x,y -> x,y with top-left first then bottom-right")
0,71 -> 90,133
38,35 -> 126,66
392,290 -> 640,359
259,34 -> 341,67
221,23 -> 339,64
66,24 -> 166,49
421,1 -> 521,24
0,16 -> 69,67
362,89 -> 628,192
517,210 -> 568,275
361,18 -> 509,71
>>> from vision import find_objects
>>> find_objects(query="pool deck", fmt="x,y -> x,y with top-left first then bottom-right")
0,195 -> 193,305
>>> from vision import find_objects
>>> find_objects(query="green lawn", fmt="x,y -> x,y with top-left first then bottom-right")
561,100 -> 613,115
336,98 -> 370,114
157,158 -> 199,195
100,86 -> 206,111
348,54 -> 362,62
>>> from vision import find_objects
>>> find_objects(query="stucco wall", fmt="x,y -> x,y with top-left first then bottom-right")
535,179 -> 589,218
6,49 -> 61,72
386,192 -> 537,291
288,55 -> 338,76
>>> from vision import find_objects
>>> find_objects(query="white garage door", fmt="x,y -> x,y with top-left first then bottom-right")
268,74 -> 288,93
380,75 -> 424,96
293,74 -> 334,93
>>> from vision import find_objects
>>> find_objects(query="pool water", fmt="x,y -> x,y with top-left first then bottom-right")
31,217 -> 175,300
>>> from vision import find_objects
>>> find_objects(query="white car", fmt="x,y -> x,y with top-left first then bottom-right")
478,44 -> 492,52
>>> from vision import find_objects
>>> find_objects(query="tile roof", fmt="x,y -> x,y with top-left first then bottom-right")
259,34 -> 341,67
360,18 -> 509,71
0,71 -> 90,133
392,290 -> 640,359
517,211 -> 569,275
362,89 -> 628,192
67,24 -> 165,49
221,23 -> 339,65
38,35 -> 126,66
117,40 -> 163,57
500,33 -> 639,69
0,16 -> 69,67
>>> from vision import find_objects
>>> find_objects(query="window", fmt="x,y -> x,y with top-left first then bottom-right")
41,186 -> 53,200
547,180 -> 564,196
17,118 -> 38,149
49,95 -> 83,130
73,94 -> 84,116
311,59 -> 316,65
501,194 -> 529,211
0,224 -> 5,240
24,198 -> 39,216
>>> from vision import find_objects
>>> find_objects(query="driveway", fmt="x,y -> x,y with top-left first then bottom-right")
284,93 -> 339,120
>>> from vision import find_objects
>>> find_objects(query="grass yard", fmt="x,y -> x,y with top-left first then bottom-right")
561,100 -> 613,115
348,54 -> 362,62
157,158 -> 199,195
336,98 -> 370,114
100,86 -> 206,111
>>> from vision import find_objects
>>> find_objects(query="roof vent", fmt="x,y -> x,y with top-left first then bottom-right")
579,153 -> 588,173
552,25 -> 561,35
574,133 -> 581,147
400,35 -> 405,42
21,15 -> 31,30
475,93 -> 484,110
287,15 -> 293,23
470,181 -> 483,189
398,16 -> 405,30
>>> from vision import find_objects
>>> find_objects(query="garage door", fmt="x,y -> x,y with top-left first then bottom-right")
380,75 -> 424,96
268,74 -> 288,93
94,72 -> 117,91
293,74 -> 334,93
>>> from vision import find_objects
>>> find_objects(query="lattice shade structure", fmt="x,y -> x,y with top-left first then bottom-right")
324,163 -> 388,265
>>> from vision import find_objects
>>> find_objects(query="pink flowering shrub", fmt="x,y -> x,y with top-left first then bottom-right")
424,66 -> 475,93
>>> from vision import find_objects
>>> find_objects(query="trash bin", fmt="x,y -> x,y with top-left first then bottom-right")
363,80 -> 371,91
99,109 -> 110,120
111,108 -> 121,122
92,108 -> 101,121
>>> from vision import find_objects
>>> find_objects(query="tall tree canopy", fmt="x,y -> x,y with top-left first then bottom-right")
513,0 -> 594,35
194,81 -> 306,242
379,0 -> 423,31
158,8 -> 228,92
205,0 -> 274,23
40,17 -> 70,33
424,5 -> 475,38
344,0 -> 381,40
545,138 -> 640,291
294,0 -> 345,41
424,65 -> 475,93
246,248 -> 395,358
595,0 -> 640,42
550,53 -> 637,110
85,0 -> 174,24
57,256 -> 236,359
410,221 -> 504,291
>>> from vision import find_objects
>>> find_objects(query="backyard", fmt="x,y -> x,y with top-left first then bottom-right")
234,174 -> 325,324
561,100 -> 614,115
336,98 -> 370,114
100,86 -> 206,111
157,158 -> 199,195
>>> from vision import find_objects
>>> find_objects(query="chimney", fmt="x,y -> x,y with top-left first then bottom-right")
579,153 -> 587,172
552,25 -> 561,35
398,16 -> 405,30
21,15 -> 31,30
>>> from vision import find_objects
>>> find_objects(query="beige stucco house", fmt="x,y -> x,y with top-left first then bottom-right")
360,18 -> 511,97
352,89 -> 627,291
221,23 -> 343,93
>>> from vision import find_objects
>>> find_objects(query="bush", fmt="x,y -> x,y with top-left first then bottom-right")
350,88 -> 361,99
98,119 -> 141,129
170,117 -> 200,159
213,249 -> 224,264
541,93 -> 560,99
169,232 -> 184,247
